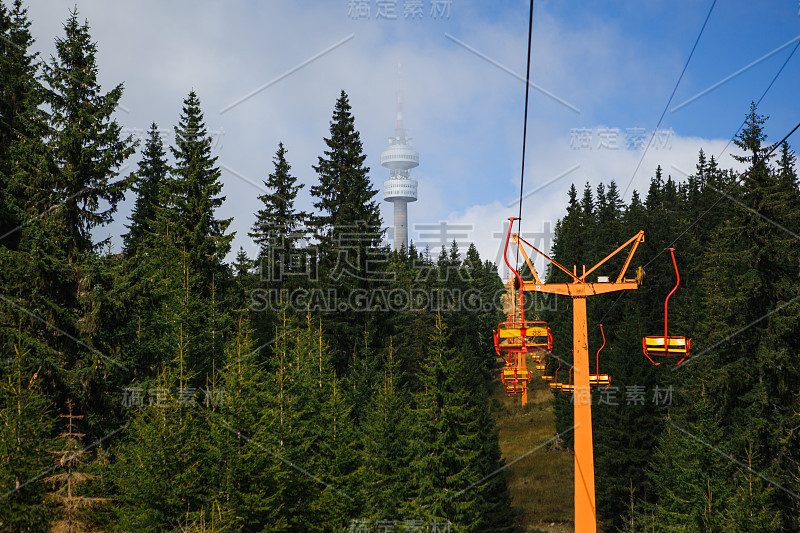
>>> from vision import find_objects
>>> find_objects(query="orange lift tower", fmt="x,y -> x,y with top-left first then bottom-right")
503,218 -> 644,533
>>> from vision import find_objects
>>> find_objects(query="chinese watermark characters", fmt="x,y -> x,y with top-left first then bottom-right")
569,127 -> 673,151
121,387 -> 226,408
347,0 -> 452,20
568,385 -> 674,407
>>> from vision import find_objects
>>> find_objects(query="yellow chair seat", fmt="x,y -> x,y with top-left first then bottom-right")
496,322 -> 552,352
643,336 -> 690,357
501,367 -> 531,383
505,383 -> 527,395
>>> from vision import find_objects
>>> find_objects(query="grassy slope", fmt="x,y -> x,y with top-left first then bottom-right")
491,355 -> 575,533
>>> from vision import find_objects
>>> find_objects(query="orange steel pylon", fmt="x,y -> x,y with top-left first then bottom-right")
503,218 -> 644,533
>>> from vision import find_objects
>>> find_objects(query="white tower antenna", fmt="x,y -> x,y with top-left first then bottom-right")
383,62 -> 419,251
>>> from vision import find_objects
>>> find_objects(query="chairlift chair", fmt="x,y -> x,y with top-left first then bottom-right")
643,248 -> 691,366
547,354 -> 562,390
495,320 -> 553,353
590,324 -> 610,387
560,367 -> 575,394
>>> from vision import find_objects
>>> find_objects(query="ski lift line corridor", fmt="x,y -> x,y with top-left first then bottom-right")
500,217 -> 647,533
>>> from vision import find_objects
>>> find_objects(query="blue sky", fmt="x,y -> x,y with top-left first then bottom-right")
24,0 -> 800,274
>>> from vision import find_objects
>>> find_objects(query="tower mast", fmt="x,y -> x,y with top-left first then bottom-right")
382,63 -> 418,251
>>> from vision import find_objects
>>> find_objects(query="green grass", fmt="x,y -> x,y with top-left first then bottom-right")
492,356 -> 575,533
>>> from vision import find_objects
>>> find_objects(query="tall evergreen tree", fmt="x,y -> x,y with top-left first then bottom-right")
170,90 -> 233,273
250,142 -> 308,286
310,90 -> 382,259
123,123 -> 169,256
169,90 -> 235,373
360,342 -> 413,522
309,90 -> 385,372
0,0 -> 44,251
42,8 -> 136,257
3,7 -> 136,432
212,312 -> 289,531
404,313 -> 482,530
113,369 -> 217,530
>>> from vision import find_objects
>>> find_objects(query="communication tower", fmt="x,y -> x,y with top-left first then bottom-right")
382,64 -> 418,251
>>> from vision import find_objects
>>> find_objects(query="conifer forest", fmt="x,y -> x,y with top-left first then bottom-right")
1,2 -> 799,532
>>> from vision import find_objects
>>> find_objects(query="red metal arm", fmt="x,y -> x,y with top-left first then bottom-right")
596,323 -> 606,375
663,248 -> 680,351
503,217 -> 526,328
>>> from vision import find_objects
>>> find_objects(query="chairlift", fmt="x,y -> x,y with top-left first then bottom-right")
590,323 -> 610,387
501,351 -> 531,396
547,354 -> 562,390
505,381 -> 527,395
560,367 -> 575,393
495,320 -> 553,353
643,248 -> 691,365
541,351 -> 555,382
501,365 -> 531,384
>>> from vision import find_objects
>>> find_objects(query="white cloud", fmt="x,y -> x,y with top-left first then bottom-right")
20,1 -> 776,265
440,129 -> 747,275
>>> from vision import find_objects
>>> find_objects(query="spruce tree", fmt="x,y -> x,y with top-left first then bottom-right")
0,325 -> 57,530
169,90 -> 235,373
309,90 -> 385,372
113,368 -> 216,531
213,311 -> 289,531
405,313 -> 482,530
250,142 -> 308,286
4,7 -> 135,432
0,0 -> 43,251
360,342 -> 412,522
310,91 -> 382,259
123,123 -> 169,256
42,8 -> 136,257
170,90 -> 233,273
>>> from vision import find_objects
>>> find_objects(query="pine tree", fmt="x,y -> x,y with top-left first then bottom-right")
231,246 -> 256,311
310,90 -> 382,260
405,313 -> 482,530
169,90 -> 235,373
232,247 -> 253,278
720,445 -> 780,533
462,243 -> 505,385
113,368 -> 216,531
0,0 -> 44,251
170,90 -> 233,273
123,123 -> 169,256
470,385 -> 518,533
2,7 -> 135,433
112,197 -> 184,378
44,400 -> 110,532
309,90 -> 385,372
42,8 -> 136,257
634,391 -> 778,533
0,322 -> 57,531
250,142 -> 308,286
360,340 -> 412,522
213,311 -> 288,531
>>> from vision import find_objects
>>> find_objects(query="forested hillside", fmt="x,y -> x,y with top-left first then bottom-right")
0,3 -> 517,531
2,2 -> 799,532
538,104 -> 800,531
